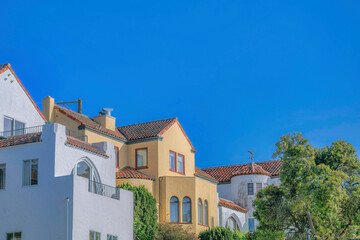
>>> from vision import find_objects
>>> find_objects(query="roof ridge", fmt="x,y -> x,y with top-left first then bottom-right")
203,159 -> 281,170
117,117 -> 177,129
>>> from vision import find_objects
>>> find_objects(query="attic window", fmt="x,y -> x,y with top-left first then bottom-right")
136,148 -> 148,169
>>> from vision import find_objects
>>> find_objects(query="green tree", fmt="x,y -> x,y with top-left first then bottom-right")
156,223 -> 197,240
118,183 -> 158,240
198,227 -> 245,240
254,133 -> 360,239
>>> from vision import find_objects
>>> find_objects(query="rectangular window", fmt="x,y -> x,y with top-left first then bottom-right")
256,183 -> 262,193
107,234 -> 118,240
3,117 -> 25,137
248,183 -> 254,195
23,159 -> 38,186
177,154 -> 184,174
90,231 -> 101,240
114,147 -> 120,168
7,232 -> 21,240
169,151 -> 176,171
135,148 -> 148,169
249,218 -> 255,232
0,163 -> 5,189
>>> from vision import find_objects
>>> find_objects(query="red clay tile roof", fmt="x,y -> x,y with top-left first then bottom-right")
66,136 -> 108,157
116,167 -> 154,180
0,63 -> 47,122
203,160 -> 282,182
117,118 -> 176,140
54,105 -> 127,140
0,133 -> 42,148
232,162 -> 271,177
118,118 -> 196,152
219,198 -> 247,213
195,167 -> 218,182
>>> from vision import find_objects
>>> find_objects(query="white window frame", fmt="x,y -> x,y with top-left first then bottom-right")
90,230 -> 101,240
107,234 -> 118,240
6,231 -> 22,240
23,159 -> 38,186
0,163 -> 6,190
3,116 -> 25,137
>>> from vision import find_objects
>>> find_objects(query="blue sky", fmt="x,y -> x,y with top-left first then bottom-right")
2,1 -> 360,168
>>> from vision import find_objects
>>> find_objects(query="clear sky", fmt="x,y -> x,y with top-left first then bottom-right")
2,1 -> 360,168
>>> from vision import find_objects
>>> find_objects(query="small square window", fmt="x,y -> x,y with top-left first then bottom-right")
107,234 -> 118,240
7,232 -> 22,240
136,148 -> 148,169
90,231 -> 101,240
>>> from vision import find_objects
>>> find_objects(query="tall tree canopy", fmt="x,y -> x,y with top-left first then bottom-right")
254,133 -> 360,239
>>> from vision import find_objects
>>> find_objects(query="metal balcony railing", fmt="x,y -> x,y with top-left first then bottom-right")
66,129 -> 88,142
0,125 -> 43,138
88,180 -> 120,200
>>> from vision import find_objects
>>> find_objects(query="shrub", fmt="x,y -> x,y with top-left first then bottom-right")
199,227 -> 245,240
156,223 -> 197,240
118,183 -> 158,240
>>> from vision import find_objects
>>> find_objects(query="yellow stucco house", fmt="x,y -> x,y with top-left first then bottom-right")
42,96 -> 218,235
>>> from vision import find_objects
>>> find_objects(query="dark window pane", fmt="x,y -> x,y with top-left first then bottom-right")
136,149 -> 147,168
4,117 -> 13,137
31,159 -> 38,185
7,233 -> 13,240
248,183 -> 254,195
14,232 -> 21,240
182,197 -> 191,223
0,164 -> 5,189
170,196 -> 179,222
14,121 -> 25,135
169,152 -> 176,170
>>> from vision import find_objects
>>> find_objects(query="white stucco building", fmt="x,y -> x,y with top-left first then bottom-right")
0,64 -> 133,240
204,160 -> 282,233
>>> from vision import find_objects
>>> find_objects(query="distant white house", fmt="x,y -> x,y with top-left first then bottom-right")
204,161 -> 281,233
0,64 -> 133,240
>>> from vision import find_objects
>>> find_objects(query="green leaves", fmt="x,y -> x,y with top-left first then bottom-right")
254,133 -> 360,239
118,183 -> 159,240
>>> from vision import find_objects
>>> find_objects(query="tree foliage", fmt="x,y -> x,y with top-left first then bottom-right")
119,183 -> 158,240
156,223 -> 197,240
198,227 -> 245,240
254,133 -> 360,239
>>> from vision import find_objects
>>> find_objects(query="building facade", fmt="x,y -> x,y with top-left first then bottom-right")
0,64 -> 133,240
203,160 -> 282,232
42,96 -> 219,235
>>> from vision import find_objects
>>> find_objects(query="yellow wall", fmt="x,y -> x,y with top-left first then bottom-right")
45,105 -> 218,236
116,178 -> 154,193
160,175 -> 218,235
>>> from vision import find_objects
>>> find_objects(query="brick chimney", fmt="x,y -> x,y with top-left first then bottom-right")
93,108 -> 116,131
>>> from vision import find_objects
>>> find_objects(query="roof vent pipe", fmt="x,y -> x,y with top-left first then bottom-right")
99,108 -> 113,116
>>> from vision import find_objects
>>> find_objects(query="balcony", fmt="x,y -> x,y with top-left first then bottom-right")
88,180 -> 120,200
0,125 -> 43,138
0,125 -> 88,142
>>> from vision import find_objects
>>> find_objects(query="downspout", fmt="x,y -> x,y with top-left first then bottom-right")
66,197 -> 70,240
158,177 -> 163,221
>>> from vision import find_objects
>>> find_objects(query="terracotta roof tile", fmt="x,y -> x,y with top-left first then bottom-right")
0,133 -> 42,148
66,136 -> 108,157
117,118 -> 177,141
54,105 -> 127,140
117,118 -> 196,151
219,198 -> 247,213
116,167 -> 154,180
0,63 -> 47,121
232,162 -> 271,177
195,167 -> 218,182
203,160 -> 282,182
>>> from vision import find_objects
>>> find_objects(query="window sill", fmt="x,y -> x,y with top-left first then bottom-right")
136,166 -> 148,170
169,222 -> 192,224
198,224 -> 209,227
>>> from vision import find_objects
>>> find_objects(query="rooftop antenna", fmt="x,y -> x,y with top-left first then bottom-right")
57,98 -> 82,114
248,150 -> 255,163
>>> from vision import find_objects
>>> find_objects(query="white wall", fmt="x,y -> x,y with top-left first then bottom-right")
217,182 -> 231,200
0,123 -> 133,240
219,206 -> 246,232
0,69 -> 45,133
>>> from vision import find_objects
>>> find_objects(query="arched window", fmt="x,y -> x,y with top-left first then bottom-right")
203,200 -> 208,226
198,198 -> 202,224
182,197 -> 191,223
76,160 -> 101,194
226,217 -> 239,231
170,197 -> 179,222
